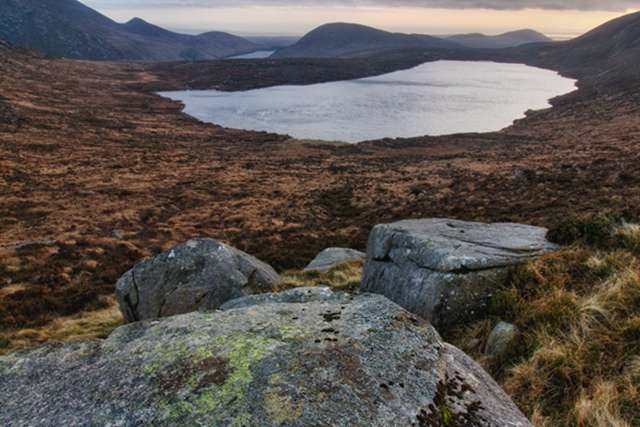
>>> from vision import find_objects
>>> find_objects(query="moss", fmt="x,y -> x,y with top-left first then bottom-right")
230,413 -> 252,427
416,373 -> 484,427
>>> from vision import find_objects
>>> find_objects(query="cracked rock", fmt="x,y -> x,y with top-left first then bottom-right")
115,238 -> 281,322
360,218 -> 558,329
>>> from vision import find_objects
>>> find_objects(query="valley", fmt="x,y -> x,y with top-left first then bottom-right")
1,10 -> 640,333
1,3 -> 640,425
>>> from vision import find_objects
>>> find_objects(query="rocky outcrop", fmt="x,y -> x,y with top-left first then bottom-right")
0,293 -> 532,426
360,219 -> 558,329
116,238 -> 281,322
304,247 -> 365,273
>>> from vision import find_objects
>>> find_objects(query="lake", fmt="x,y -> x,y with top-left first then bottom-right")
160,60 -> 576,143
226,50 -> 275,59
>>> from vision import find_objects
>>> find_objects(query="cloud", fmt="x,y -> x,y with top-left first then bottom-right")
86,0 -> 639,12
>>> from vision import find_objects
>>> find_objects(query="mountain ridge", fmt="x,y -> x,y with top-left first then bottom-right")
446,29 -> 552,49
0,0 -> 260,60
272,23 -> 553,58
271,22 -> 462,58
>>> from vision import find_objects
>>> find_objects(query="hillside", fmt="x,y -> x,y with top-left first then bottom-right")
507,11 -> 640,88
0,0 -> 259,60
446,29 -> 552,49
271,22 -> 461,58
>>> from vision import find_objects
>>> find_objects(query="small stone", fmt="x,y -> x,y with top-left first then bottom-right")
486,321 -> 518,359
304,247 -> 365,273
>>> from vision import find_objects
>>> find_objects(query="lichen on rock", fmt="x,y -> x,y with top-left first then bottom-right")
0,291 -> 531,426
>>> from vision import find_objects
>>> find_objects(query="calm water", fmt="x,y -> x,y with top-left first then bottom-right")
160,60 -> 576,143
226,50 -> 275,59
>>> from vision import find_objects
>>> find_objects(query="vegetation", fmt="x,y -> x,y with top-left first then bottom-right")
449,214 -> 640,427
3,215 -> 639,426
0,260 -> 363,355
0,297 -> 122,355
279,260 -> 363,292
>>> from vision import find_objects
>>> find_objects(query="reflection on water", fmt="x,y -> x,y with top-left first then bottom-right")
160,60 -> 576,143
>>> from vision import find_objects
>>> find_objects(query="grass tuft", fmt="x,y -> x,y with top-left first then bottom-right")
448,215 -> 640,427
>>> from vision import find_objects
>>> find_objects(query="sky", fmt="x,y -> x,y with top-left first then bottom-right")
81,1 -> 639,37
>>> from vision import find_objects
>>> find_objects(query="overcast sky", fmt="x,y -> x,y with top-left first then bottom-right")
82,1 -> 639,36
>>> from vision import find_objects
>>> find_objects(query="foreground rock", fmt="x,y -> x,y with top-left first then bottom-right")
361,219 -> 558,329
220,286 -> 351,310
0,293 -> 531,426
116,238 -> 281,322
304,247 -> 366,273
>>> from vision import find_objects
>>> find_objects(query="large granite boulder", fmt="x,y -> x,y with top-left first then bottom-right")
116,238 -> 281,322
0,293 -> 532,426
360,219 -> 558,329
304,248 -> 365,273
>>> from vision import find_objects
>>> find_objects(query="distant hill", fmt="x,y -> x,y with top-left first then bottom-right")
446,29 -> 552,49
0,0 -> 260,60
246,36 -> 300,50
271,23 -> 461,58
508,11 -> 640,87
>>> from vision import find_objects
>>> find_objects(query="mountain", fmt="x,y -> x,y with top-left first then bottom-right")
446,29 -> 552,49
552,11 -> 640,77
507,11 -> 640,88
271,23 -> 461,58
246,36 -> 300,50
0,0 -> 260,60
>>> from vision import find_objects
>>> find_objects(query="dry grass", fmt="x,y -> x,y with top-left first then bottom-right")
449,216 -> 640,427
0,297 -> 123,355
0,261 -> 365,355
279,260 -> 364,292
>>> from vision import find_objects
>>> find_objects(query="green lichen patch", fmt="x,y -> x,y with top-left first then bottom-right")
264,389 -> 304,424
156,333 -> 281,425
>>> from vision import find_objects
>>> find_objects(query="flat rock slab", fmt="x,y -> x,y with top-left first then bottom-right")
116,238 -> 281,322
304,247 -> 365,273
220,286 -> 352,310
0,293 -> 531,427
361,219 -> 558,328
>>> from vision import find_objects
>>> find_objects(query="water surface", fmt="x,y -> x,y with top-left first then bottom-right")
161,60 -> 576,143
226,50 -> 275,59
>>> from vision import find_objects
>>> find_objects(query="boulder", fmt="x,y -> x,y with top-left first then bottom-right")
0,293 -> 531,426
360,218 -> 558,329
486,321 -> 518,359
220,286 -> 351,310
116,238 -> 281,322
304,247 -> 365,273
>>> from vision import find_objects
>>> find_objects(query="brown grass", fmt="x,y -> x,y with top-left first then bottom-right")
0,296 -> 123,355
279,260 -> 364,292
448,217 -> 640,427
